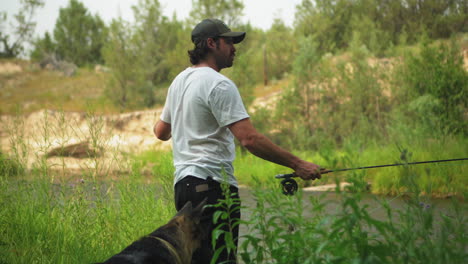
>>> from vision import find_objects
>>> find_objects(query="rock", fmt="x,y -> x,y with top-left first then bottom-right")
94,64 -> 110,73
39,53 -> 77,77
46,141 -> 101,159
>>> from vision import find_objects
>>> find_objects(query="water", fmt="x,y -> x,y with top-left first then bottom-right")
237,186 -> 466,241
236,187 -> 466,263
239,187 -> 461,219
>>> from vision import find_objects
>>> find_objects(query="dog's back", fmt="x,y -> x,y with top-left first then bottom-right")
98,199 -> 207,264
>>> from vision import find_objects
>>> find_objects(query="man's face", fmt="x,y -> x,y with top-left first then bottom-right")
213,37 -> 236,70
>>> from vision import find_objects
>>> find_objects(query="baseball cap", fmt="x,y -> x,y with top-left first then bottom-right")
191,19 -> 246,44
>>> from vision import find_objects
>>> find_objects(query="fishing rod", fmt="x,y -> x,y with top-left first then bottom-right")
275,158 -> 468,195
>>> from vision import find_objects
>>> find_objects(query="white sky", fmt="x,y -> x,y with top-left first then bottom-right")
2,0 -> 303,37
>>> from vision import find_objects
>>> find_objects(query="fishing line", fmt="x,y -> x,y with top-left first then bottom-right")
276,158 -> 468,195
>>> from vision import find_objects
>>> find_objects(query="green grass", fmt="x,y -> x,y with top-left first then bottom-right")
0,170 -> 175,263
231,136 -> 467,197
0,59 -> 118,114
0,142 -> 466,263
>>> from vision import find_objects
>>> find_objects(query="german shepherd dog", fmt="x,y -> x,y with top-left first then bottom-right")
98,199 -> 208,264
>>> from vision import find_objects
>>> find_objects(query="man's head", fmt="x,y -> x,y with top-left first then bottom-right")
188,19 -> 246,70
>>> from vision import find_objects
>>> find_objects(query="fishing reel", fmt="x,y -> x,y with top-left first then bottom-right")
275,174 -> 298,195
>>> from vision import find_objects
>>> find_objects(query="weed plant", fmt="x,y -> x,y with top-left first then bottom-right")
237,172 -> 466,263
209,177 -> 244,264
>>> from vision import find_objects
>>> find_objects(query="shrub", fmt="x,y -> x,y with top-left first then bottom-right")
396,39 -> 467,135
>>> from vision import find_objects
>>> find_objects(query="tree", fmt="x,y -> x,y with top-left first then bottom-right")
189,0 -> 245,27
30,32 -> 55,61
132,0 -> 189,105
0,0 -> 44,58
294,0 -> 468,54
399,40 -> 467,134
53,0 -> 107,66
103,0 -> 189,109
102,19 -> 138,108
294,0 -> 354,52
223,23 -> 263,109
265,18 -> 297,80
132,0 -> 185,86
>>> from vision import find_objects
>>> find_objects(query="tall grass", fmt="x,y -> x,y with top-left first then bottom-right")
0,109 -> 466,263
0,127 -> 172,262
0,174 -> 175,263
0,110 -> 176,263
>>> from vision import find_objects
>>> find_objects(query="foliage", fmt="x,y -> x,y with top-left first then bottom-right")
102,18 -> 142,109
295,0 -> 353,52
209,176 -> 243,264
132,0 -> 189,104
396,39 -> 467,135
264,19 -> 297,81
294,0 -> 468,55
263,34 -> 391,149
240,178 -> 466,264
30,32 -> 55,61
254,33 -> 466,154
284,35 -> 323,148
53,0 -> 107,66
0,0 -> 44,58
223,24 -> 264,108
103,0 -> 190,109
189,0 -> 245,27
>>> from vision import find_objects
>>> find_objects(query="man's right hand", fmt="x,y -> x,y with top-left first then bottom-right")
294,160 -> 326,180
229,118 -> 328,180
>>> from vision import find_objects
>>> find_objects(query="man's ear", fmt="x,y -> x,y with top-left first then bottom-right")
206,37 -> 217,49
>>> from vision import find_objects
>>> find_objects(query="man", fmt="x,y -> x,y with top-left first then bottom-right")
154,18 -> 322,263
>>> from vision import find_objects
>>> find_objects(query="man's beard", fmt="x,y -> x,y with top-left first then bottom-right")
214,49 -> 234,70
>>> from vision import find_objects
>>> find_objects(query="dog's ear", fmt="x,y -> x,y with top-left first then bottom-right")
191,197 -> 207,220
175,201 -> 193,217
175,198 -> 207,219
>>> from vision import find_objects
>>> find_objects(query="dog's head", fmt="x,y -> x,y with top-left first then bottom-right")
169,198 -> 209,254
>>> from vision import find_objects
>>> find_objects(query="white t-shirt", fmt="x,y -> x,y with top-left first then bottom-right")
160,67 -> 250,187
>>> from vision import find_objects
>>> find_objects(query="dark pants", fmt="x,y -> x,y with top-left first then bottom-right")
174,176 -> 240,264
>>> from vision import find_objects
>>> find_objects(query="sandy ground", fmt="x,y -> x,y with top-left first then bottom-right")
0,62 -> 23,75
0,109 -> 171,171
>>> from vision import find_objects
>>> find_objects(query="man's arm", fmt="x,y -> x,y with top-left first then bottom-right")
154,119 -> 172,141
229,118 -> 322,180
